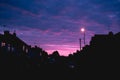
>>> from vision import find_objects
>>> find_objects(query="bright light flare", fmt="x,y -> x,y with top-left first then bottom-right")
81,28 -> 85,32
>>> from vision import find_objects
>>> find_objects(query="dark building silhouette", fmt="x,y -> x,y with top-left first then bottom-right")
90,32 -> 114,46
0,30 -> 120,80
0,30 -> 30,54
77,31 -> 120,79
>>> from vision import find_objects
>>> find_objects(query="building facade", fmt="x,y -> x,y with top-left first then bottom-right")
0,30 -> 30,54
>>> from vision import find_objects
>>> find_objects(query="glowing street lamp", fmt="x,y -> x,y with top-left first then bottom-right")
81,28 -> 86,46
81,28 -> 85,32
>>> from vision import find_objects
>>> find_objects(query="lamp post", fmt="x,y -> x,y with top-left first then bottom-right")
79,38 -> 81,51
81,28 -> 86,46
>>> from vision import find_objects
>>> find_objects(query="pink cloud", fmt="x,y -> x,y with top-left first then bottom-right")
0,3 -> 41,17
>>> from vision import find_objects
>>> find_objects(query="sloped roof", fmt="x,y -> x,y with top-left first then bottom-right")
0,31 -> 29,47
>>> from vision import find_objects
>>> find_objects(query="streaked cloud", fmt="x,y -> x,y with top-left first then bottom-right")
0,0 -> 120,56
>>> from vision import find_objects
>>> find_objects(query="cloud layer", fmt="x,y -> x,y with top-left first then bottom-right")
0,0 -> 120,56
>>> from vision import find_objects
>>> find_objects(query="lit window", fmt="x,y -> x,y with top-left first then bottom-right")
8,44 -> 10,51
12,47 -> 14,52
26,49 -> 28,53
2,42 -> 5,47
23,46 -> 25,51
40,52 -> 42,56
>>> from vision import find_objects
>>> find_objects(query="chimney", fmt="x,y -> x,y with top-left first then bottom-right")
13,30 -> 16,36
4,30 -> 10,35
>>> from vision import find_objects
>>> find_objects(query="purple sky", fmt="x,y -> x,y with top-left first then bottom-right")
0,0 -> 120,56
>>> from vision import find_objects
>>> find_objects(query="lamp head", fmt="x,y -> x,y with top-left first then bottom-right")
81,28 -> 85,32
